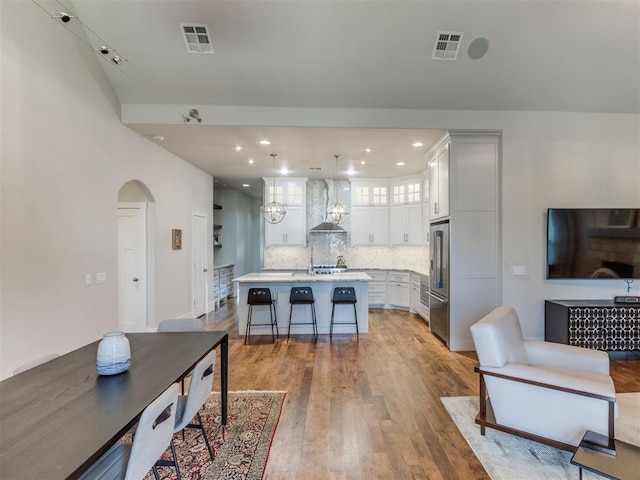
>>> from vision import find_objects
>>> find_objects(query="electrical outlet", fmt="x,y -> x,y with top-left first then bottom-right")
96,272 -> 107,284
85,274 -> 92,286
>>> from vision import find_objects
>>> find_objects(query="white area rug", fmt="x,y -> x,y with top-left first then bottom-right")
441,393 -> 640,480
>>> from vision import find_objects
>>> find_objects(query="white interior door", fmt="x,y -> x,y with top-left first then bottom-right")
192,212 -> 207,317
118,204 -> 147,332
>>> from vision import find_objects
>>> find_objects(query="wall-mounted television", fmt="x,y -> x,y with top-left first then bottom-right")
546,208 -> 640,279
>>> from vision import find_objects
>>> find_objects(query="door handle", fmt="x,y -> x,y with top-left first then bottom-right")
132,277 -> 139,282
203,268 -> 208,273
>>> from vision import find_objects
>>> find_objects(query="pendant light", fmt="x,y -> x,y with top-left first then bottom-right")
326,155 -> 349,225
261,153 -> 287,224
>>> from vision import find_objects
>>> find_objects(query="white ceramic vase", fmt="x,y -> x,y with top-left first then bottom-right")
96,332 -> 131,375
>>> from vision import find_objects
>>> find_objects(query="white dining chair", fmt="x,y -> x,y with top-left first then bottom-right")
157,318 -> 203,332
79,383 -> 180,480
172,350 -> 217,464
157,318 -> 203,394
12,353 -> 60,375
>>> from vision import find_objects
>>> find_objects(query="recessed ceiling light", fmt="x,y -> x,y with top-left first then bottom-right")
365,148 -> 372,153
242,184 -> 250,187
259,139 -> 271,145
396,162 -> 406,166
347,168 -> 355,176
235,145 -> 242,152
412,141 -> 424,147
360,160 -> 366,165
248,159 -> 254,164
280,167 -> 288,175
151,135 -> 164,142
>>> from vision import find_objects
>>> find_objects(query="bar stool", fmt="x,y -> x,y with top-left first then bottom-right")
288,287 -> 318,343
330,287 -> 359,342
245,287 -> 278,345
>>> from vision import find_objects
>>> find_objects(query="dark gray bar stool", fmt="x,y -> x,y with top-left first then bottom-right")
330,287 -> 358,342
245,287 -> 278,344
288,287 -> 318,343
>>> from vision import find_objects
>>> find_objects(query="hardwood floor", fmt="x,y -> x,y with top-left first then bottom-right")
203,301 -> 640,480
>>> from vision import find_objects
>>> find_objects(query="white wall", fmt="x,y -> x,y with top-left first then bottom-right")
0,2 -> 214,378
498,112 -> 640,338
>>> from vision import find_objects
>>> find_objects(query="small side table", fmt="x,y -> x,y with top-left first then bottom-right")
571,430 -> 640,479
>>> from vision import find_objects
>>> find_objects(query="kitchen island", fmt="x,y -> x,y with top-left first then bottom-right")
233,272 -> 371,338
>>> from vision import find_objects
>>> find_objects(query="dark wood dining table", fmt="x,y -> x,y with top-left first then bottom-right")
0,331 -> 228,479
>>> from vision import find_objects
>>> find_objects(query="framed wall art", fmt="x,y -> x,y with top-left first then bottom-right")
172,229 -> 182,250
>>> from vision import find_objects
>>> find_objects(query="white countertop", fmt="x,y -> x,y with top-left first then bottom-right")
233,272 -> 371,283
262,267 -> 429,277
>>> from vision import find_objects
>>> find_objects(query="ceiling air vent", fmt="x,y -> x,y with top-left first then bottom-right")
432,31 -> 463,61
180,23 -> 214,54
308,167 -> 323,171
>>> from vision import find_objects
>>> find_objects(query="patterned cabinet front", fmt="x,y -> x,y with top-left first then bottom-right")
545,300 -> 640,353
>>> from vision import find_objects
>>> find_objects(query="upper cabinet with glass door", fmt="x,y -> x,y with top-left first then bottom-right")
352,180 -> 389,206
390,177 -> 422,205
263,178 -> 306,206
390,176 -> 423,245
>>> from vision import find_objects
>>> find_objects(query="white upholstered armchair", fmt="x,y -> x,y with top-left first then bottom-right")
470,306 -> 616,451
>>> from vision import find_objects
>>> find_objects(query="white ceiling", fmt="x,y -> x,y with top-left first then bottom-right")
53,0 -> 640,197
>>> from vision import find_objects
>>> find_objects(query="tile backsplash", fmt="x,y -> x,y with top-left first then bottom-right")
264,180 -> 430,274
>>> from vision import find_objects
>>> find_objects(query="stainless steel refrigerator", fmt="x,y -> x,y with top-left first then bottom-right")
429,221 -> 450,346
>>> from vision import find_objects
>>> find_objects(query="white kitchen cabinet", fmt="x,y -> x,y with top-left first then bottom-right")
390,203 -> 423,245
263,177 -> 307,246
213,264 -> 234,309
351,180 -> 389,207
423,171 -> 430,244
351,206 -> 389,246
264,205 -> 305,246
263,177 -> 306,206
428,143 -> 449,221
390,176 -> 423,245
365,270 -> 387,307
350,180 -> 389,246
425,131 -> 501,352
387,271 -> 410,309
391,177 -> 422,205
410,273 -> 421,314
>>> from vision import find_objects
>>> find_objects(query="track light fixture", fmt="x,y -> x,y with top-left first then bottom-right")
52,11 -> 76,23
183,108 -> 202,123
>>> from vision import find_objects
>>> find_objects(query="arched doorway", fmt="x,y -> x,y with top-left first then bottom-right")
117,180 -> 156,332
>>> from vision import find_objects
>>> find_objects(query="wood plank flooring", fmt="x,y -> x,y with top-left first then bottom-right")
203,301 -> 640,480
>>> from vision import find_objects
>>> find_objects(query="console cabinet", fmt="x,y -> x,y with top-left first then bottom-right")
545,300 -> 640,355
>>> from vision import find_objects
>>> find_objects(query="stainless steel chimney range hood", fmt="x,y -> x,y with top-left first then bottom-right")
309,221 -> 346,233
309,179 -> 348,233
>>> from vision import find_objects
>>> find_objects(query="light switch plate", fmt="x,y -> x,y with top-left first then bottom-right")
85,274 -> 92,286
512,265 -> 527,276
96,272 -> 107,284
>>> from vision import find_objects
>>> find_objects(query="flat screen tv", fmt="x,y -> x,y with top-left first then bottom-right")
546,208 -> 640,279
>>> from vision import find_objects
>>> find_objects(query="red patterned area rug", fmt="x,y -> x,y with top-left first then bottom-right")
145,390 -> 286,480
